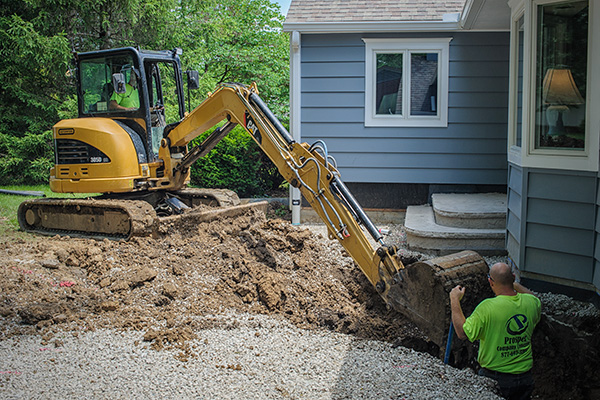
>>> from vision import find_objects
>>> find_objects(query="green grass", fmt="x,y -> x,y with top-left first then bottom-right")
0,185 -> 98,238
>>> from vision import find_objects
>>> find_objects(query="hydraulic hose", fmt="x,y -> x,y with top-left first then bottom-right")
330,177 -> 383,243
248,92 -> 295,146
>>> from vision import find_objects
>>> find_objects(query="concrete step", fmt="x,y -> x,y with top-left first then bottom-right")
405,204 -> 506,256
432,193 -> 506,229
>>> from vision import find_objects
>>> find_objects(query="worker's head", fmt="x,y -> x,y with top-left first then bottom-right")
488,262 -> 515,292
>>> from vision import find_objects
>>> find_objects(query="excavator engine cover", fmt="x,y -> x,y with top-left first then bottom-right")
388,250 -> 492,357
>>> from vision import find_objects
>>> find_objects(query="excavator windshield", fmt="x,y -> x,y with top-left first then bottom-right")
79,54 -> 141,115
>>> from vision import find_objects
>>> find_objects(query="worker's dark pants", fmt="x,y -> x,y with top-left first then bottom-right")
479,368 -> 534,400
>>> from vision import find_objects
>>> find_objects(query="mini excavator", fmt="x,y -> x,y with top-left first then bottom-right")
18,47 -> 489,355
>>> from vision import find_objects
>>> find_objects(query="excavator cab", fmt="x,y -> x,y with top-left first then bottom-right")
75,47 -> 190,164
48,47 -> 199,195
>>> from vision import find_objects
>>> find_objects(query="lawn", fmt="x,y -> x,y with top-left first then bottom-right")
0,185 -> 97,238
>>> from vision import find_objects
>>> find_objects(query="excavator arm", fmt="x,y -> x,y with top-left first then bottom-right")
159,82 -> 405,306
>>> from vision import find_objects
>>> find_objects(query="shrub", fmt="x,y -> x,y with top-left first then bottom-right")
189,125 -> 286,198
0,130 -> 53,186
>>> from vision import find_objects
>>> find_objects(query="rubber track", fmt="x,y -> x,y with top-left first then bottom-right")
18,198 -> 158,240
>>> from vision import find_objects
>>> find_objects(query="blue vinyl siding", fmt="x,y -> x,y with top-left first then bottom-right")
300,137 -> 506,154
299,31 -> 509,184
527,199 -> 595,230
525,248 -> 592,283
448,77 -> 508,93
302,78 -> 364,92
299,122 -> 507,139
508,167 -> 597,285
341,167 -> 507,184
506,164 -> 523,260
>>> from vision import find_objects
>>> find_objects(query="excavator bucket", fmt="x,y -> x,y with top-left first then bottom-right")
387,250 -> 492,357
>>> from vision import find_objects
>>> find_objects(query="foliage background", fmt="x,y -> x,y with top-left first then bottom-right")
0,0 -> 289,195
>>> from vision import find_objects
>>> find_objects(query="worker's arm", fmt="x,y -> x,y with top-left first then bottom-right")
449,285 -> 468,340
109,100 -> 136,111
109,100 -> 124,110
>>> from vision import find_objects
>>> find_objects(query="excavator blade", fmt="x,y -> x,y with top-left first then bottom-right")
387,250 -> 492,354
154,201 -> 268,236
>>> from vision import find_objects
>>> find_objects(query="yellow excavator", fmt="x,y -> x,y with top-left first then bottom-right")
18,47 -> 489,356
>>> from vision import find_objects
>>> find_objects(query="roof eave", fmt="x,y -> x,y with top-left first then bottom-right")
282,20 -> 461,33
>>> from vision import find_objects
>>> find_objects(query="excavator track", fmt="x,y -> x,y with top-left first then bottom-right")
17,189 -> 264,241
18,198 -> 158,240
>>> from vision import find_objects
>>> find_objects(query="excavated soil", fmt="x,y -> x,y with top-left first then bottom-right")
0,207 -> 421,359
1,203 -> 599,399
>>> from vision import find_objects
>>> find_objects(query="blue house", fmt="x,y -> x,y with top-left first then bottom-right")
283,0 -> 599,299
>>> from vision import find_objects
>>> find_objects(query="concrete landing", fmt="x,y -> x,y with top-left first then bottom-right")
405,193 -> 507,255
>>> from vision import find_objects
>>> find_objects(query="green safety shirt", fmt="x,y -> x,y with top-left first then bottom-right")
110,84 -> 139,109
463,293 -> 541,374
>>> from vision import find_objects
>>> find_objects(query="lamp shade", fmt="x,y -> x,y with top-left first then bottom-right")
542,68 -> 584,105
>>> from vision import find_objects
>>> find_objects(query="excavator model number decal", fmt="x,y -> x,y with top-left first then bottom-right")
245,112 -> 262,145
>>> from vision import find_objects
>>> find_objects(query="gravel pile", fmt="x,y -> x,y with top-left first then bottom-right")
0,220 -> 513,399
0,311 -> 501,400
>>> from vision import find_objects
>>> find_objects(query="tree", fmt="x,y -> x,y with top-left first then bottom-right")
173,0 -> 289,116
178,0 -> 289,194
0,0 -> 289,190
0,6 -> 72,183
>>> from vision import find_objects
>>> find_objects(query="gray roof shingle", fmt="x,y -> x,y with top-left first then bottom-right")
286,0 -> 467,23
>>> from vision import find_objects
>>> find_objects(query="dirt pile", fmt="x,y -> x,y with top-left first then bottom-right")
1,205 -> 599,399
0,207 -> 420,361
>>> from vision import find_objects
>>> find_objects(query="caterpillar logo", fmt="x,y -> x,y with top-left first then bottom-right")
244,112 -> 262,145
58,128 -> 75,135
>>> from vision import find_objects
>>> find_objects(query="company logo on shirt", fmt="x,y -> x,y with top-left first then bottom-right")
498,314 -> 531,358
506,314 -> 528,335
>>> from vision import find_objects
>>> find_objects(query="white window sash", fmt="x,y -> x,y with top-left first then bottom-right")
515,0 -> 599,172
363,38 -> 451,128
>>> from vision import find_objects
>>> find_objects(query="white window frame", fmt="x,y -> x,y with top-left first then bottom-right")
363,38 -> 451,128
508,5 -> 527,167
510,0 -> 599,172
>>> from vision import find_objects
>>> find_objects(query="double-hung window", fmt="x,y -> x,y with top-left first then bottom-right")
363,38 -> 451,127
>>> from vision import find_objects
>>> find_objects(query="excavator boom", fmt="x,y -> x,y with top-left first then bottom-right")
160,83 -> 490,358
161,83 -> 405,304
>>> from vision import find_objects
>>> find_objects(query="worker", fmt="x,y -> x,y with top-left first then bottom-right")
109,68 -> 139,110
449,262 -> 541,400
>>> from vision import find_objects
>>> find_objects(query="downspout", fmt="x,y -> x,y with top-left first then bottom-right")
290,30 -> 302,225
